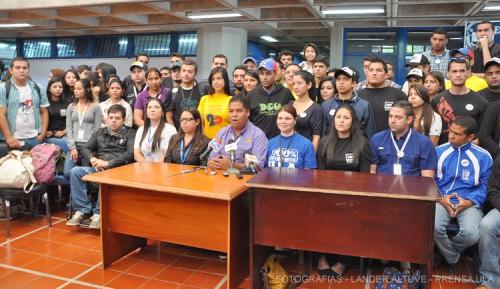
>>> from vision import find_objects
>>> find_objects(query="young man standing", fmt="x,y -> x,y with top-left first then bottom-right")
279,50 -> 294,68
445,49 -> 488,92
422,28 -> 451,76
0,56 -> 49,157
432,57 -> 488,144
354,54 -> 399,91
434,116 -> 492,274
322,66 -> 377,139
124,61 -> 147,109
357,57 -> 407,132
313,56 -> 329,89
172,59 -> 203,129
246,58 -> 295,139
471,21 -> 500,76
478,57 -> 500,103
232,65 -> 248,96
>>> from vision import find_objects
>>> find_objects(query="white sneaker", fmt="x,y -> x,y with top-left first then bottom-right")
66,211 -> 85,226
89,214 -> 100,229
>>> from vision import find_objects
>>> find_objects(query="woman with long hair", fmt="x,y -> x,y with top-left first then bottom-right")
62,69 -> 79,100
65,78 -> 102,177
298,43 -> 319,74
198,67 -> 232,139
242,69 -> 260,97
45,77 -> 71,151
266,105 -> 316,168
165,107 -> 210,165
134,98 -> 177,162
292,70 -> 323,151
134,68 -> 174,127
316,104 -> 373,279
99,79 -> 133,127
408,84 -> 442,146
424,71 -> 445,100
316,76 -> 336,105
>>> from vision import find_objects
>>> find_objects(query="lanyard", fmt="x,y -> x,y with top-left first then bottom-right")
179,139 -> 193,164
146,127 -> 154,150
279,133 -> 295,167
390,129 -> 412,163
77,102 -> 89,127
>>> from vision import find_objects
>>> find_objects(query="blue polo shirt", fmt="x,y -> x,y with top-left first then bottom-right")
370,128 -> 437,176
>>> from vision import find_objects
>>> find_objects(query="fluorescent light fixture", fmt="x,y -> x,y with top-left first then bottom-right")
0,23 -> 34,28
322,6 -> 385,15
180,39 -> 197,43
482,5 -> 500,11
0,44 -> 8,48
39,42 -> 51,46
119,40 -> 128,45
261,36 -> 278,42
187,11 -> 242,19
347,38 -> 385,41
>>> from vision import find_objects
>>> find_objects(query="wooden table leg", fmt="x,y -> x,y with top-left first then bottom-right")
228,192 -> 249,289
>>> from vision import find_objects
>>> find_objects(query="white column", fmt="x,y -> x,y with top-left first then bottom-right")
329,27 -> 344,68
196,26 -> 248,78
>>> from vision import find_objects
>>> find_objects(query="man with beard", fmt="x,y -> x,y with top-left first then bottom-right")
478,57 -> 500,103
232,65 -> 248,96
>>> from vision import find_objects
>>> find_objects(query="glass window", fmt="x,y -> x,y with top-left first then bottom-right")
406,30 -> 463,54
345,31 -> 397,54
134,34 -> 170,56
94,36 -> 128,57
178,33 -> 197,56
23,39 -> 51,58
57,37 -> 89,58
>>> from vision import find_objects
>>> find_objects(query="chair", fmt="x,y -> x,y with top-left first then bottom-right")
1,184 -> 51,238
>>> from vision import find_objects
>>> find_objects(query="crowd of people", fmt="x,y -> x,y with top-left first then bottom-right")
0,20 -> 498,289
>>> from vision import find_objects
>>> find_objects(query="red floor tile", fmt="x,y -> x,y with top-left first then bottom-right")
127,260 -> 166,278
183,271 -> 225,288
105,273 -> 149,289
23,255 -> 69,273
47,261 -> 92,279
171,255 -> 208,271
198,259 -> 227,275
21,276 -> 67,288
48,244 -> 91,260
108,257 -> 141,272
0,270 -> 40,289
0,250 -> 43,267
143,251 -> 179,266
70,249 -> 102,265
76,267 -> 121,285
155,266 -> 196,284
127,247 -> 155,260
139,279 -> 179,289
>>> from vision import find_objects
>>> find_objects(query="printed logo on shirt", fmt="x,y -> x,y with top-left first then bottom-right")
268,148 -> 299,168
461,159 -> 469,167
299,112 -> 307,118
259,103 -> 282,115
384,101 -> 394,111
461,169 -> 470,181
329,109 -> 336,116
207,114 -> 223,126
465,104 -> 474,111
345,153 -> 354,164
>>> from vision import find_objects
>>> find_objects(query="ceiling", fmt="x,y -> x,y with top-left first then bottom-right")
0,0 -> 499,54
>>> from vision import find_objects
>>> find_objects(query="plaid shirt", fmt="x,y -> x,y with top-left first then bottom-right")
422,49 -> 450,76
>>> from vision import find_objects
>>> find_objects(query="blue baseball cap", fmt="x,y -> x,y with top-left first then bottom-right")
258,58 -> 277,72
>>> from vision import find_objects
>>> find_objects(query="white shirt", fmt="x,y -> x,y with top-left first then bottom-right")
14,85 -> 37,139
134,124 -> 177,162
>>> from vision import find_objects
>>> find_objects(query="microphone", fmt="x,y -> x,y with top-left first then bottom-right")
225,139 -> 237,165
199,137 -> 222,161
241,151 -> 258,175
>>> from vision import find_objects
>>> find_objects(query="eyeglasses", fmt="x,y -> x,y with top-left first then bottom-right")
180,118 -> 194,122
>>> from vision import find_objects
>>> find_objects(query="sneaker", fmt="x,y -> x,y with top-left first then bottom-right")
89,214 -> 100,229
66,211 -> 86,226
448,261 -> 460,274
0,205 -> 21,221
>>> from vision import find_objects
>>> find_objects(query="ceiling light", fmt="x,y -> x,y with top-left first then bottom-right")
347,38 -> 385,41
322,6 -> 385,15
187,11 -> 242,19
261,36 -> 278,42
482,5 -> 500,11
0,23 -> 34,28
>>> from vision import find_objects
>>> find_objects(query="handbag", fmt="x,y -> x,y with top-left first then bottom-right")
261,254 -> 306,289
0,150 -> 37,193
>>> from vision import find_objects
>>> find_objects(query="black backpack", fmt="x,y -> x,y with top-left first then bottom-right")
3,79 -> 42,100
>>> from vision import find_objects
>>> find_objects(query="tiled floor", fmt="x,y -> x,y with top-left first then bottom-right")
0,207 -> 480,289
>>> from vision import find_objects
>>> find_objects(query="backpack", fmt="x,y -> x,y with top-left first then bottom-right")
4,79 -> 41,99
30,143 -> 64,184
373,268 -> 421,289
0,150 -> 36,193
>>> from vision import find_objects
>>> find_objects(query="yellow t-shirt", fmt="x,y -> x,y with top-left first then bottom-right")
198,93 -> 232,139
445,75 -> 488,92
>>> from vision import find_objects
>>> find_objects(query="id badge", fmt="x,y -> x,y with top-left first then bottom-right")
393,163 -> 402,175
60,109 -> 67,117
77,129 -> 85,139
23,113 -> 29,123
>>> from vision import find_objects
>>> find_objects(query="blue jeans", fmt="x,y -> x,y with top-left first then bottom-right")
434,202 -> 483,264
478,209 -> 500,289
0,137 -> 43,157
45,136 -> 68,153
64,146 -> 89,178
69,166 -> 100,215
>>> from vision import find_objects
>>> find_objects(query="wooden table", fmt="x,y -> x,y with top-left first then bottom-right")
246,168 -> 441,289
83,162 -> 251,289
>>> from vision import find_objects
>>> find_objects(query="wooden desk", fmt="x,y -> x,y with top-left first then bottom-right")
83,162 -> 251,289
246,168 -> 441,289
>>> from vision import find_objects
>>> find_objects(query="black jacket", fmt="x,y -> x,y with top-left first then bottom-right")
478,100 -> 500,158
82,126 -> 136,169
487,155 -> 500,211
